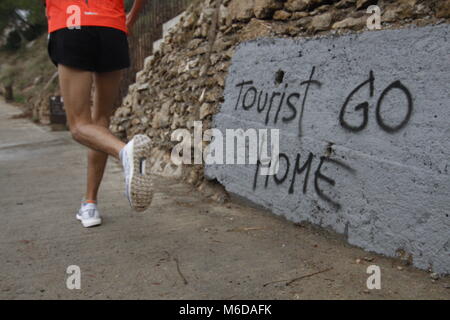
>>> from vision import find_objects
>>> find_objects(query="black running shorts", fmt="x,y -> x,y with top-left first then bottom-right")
48,26 -> 130,73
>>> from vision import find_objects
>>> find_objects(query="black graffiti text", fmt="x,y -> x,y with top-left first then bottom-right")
339,70 -> 413,133
253,151 -> 355,210
234,67 -> 322,136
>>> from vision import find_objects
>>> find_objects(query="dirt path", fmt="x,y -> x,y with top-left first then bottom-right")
0,99 -> 448,299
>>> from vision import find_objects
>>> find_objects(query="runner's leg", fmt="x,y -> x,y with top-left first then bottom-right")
84,70 -> 124,201
58,64 -> 125,159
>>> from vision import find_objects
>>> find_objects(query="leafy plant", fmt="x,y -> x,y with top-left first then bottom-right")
0,0 -> 46,49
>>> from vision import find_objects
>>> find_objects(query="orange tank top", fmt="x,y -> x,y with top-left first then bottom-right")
46,0 -> 127,33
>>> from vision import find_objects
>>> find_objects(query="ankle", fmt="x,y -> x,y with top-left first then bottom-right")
119,147 -> 125,162
117,142 -> 127,160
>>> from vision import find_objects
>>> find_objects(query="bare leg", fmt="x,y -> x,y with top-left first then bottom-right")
58,64 -> 125,159
84,70 -> 124,201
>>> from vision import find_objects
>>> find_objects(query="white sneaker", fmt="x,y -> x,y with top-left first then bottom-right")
76,202 -> 102,228
120,134 -> 154,212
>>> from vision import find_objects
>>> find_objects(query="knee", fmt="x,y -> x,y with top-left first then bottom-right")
70,123 -> 85,143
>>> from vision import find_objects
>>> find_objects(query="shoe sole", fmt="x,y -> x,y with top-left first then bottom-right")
76,214 -> 102,228
127,135 -> 153,212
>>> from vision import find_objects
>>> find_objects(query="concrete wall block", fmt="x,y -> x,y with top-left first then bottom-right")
153,39 -> 164,53
205,24 -> 450,274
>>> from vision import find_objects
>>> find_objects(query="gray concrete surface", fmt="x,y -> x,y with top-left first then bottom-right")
206,24 -> 450,274
0,99 -> 449,299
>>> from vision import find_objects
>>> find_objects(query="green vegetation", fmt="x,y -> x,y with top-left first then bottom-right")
0,1 -> 52,112
0,0 -> 47,50
0,0 -> 46,32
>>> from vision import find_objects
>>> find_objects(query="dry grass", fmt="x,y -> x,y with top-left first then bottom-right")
0,34 -> 57,110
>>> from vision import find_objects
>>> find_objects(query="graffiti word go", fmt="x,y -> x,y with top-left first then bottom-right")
339,70 -> 413,133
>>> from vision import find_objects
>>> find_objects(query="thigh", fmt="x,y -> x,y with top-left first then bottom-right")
92,70 -> 123,125
58,64 -> 93,126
